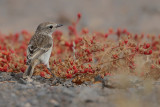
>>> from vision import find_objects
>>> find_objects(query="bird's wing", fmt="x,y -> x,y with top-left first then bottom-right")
26,34 -> 53,65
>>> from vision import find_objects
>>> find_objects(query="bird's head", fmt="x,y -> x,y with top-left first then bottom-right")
36,22 -> 63,35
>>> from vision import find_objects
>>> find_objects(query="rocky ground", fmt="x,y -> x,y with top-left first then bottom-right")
1,0 -> 160,107
0,72 -> 160,107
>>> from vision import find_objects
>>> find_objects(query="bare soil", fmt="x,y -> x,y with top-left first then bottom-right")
0,72 -> 160,107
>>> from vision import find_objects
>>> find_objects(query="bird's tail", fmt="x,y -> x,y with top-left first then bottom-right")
23,65 -> 34,78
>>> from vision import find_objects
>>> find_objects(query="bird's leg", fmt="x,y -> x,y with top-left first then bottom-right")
47,68 -> 56,77
46,63 -> 62,84
47,68 -> 64,85
23,60 -> 39,78
46,63 -> 55,77
26,59 -> 31,65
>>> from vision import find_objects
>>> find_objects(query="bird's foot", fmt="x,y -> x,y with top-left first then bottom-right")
20,76 -> 33,84
52,77 -> 65,85
62,78 -> 74,88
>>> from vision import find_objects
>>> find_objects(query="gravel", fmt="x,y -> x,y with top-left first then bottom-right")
0,72 -> 160,107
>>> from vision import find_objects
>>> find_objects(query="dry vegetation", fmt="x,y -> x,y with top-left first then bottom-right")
0,13 -> 160,87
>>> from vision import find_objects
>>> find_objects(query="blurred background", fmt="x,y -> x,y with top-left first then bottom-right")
1,0 -> 160,34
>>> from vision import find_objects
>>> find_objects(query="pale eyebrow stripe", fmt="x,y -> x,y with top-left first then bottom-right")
46,24 -> 53,27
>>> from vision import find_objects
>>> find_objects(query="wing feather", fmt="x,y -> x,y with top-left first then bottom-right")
26,34 -> 53,65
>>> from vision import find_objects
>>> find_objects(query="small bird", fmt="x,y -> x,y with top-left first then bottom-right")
23,22 -> 63,78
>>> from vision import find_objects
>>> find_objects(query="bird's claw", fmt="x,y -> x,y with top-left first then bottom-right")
52,77 -> 64,85
20,76 -> 33,84
62,79 -> 74,87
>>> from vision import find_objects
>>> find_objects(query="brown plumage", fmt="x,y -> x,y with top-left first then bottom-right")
23,22 -> 63,78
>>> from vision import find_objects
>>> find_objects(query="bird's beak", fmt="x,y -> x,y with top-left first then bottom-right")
56,24 -> 63,28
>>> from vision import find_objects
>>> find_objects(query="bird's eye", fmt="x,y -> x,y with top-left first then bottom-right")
49,25 -> 53,29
